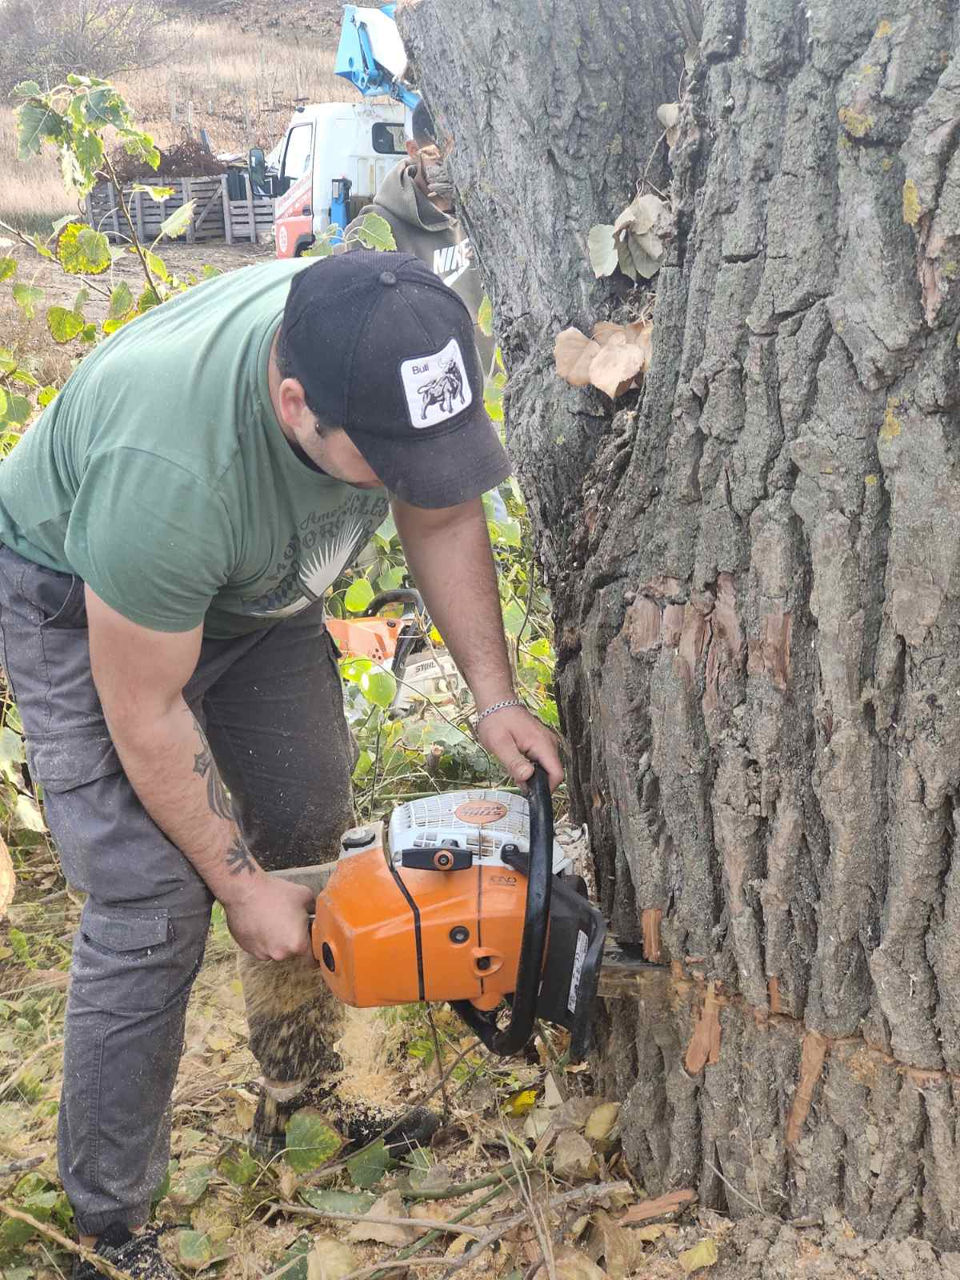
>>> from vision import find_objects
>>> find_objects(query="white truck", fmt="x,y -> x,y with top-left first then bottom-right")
262,100 -> 406,258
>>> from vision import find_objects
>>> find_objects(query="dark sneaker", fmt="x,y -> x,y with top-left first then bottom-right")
73,1223 -> 177,1279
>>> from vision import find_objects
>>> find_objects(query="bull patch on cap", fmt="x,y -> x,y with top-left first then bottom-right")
400,337 -> 473,429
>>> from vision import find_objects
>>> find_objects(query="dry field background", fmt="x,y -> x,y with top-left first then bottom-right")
0,4 -> 350,234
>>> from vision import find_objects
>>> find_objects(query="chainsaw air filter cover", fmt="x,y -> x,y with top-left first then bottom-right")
311,777 -> 605,1060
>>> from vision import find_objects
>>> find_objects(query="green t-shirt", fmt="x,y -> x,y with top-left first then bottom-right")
0,259 -> 389,638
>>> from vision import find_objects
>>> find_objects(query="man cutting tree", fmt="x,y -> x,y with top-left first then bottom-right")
0,249 -> 561,1279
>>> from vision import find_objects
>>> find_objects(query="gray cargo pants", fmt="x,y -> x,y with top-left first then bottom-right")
0,545 -> 353,1236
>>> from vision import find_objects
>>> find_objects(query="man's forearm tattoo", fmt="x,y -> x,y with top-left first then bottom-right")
225,835 -> 257,875
192,722 -> 233,821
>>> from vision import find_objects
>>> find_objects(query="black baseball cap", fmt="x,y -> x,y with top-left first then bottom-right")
280,250 -> 510,508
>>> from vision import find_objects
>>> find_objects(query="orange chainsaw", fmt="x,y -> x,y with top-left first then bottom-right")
309,766 -> 606,1058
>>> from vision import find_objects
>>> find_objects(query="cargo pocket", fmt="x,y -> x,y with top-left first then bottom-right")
74,902 -> 176,1014
25,724 -> 120,794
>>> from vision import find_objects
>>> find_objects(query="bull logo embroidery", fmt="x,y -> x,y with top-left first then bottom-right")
400,336 -> 474,429
417,359 -> 465,419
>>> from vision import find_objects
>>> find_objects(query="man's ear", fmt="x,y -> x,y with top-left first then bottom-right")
405,139 -> 419,161
277,377 -> 309,429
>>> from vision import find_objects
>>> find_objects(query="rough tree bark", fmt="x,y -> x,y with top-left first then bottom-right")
402,0 -> 960,1247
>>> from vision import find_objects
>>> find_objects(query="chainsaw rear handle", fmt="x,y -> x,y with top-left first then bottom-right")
450,763 -> 553,1055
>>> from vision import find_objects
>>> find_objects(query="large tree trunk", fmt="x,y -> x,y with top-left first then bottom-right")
402,0 -> 960,1246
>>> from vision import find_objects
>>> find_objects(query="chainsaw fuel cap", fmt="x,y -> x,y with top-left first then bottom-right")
342,827 -> 375,850
400,844 -> 473,871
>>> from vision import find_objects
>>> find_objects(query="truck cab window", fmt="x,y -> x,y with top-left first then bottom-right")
371,122 -> 405,155
282,124 -> 314,184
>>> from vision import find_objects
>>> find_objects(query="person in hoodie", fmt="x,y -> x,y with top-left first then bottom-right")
348,102 -> 493,368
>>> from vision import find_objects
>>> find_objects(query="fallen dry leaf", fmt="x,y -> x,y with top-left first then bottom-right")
678,1237 -> 719,1273
584,1102 -> 620,1147
588,223 -> 618,278
613,192 -> 662,238
555,327 -> 603,387
657,101 -> 681,147
592,1210 -> 641,1280
307,1237 -> 358,1280
546,1245 -> 608,1280
0,835 -> 14,921
588,342 -> 646,399
632,1223 -> 669,1242
410,1202 -> 447,1237
553,1128 -> 599,1181
346,1189 -> 416,1246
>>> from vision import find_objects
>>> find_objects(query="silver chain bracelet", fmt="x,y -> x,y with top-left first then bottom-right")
475,697 -> 525,726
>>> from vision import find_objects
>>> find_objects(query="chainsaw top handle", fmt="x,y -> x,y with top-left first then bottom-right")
450,763 -> 553,1055
363,587 -> 425,617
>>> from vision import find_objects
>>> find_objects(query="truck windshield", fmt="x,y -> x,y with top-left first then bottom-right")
282,123 -> 314,182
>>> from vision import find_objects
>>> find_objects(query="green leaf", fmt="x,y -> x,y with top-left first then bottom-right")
16,102 -> 65,158
169,1160 -> 214,1206
219,1146 -> 258,1186
58,225 -> 111,275
344,578 -> 375,614
0,257 -> 16,282
353,212 -> 396,251
5,394 -> 31,425
492,517 -> 522,547
38,385 -> 58,408
477,294 -> 493,337
26,233 -> 54,260
72,131 -> 105,188
340,657 -> 373,683
0,388 -> 7,420
137,285 -> 162,312
352,749 -> 374,780
132,183 -> 175,202
346,1139 -> 392,1190
82,86 -> 126,129
284,1109 -> 343,1172
502,599 -> 527,638
120,129 -> 160,170
12,283 -> 43,319
359,669 -> 397,709
12,80 -> 42,98
276,1238 -> 312,1280
176,1229 -> 215,1270
143,249 -> 171,283
158,200 -> 196,241
104,280 -> 134,331
299,1188 -> 376,1214
47,307 -> 84,343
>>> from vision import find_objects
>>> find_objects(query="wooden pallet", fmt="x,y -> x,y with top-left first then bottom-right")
86,174 -> 275,246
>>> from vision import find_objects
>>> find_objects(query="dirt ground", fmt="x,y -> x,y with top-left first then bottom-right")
7,238 -> 275,317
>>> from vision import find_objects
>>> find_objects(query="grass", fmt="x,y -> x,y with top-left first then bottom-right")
0,15 -> 354,234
